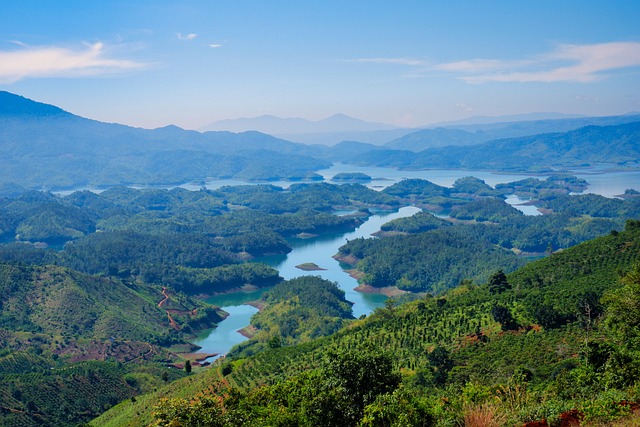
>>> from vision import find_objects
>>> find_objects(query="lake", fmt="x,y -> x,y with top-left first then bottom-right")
191,206 -> 420,355
191,164 -> 640,356
53,164 -> 640,198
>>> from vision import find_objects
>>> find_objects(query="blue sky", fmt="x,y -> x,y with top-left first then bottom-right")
1,1 -> 639,130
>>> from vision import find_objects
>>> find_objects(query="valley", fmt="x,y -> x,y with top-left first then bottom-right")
1,93 -> 640,426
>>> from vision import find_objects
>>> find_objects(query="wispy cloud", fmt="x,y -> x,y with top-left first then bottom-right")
177,32 -> 197,40
456,102 -> 475,112
0,42 -> 148,83
345,57 -> 428,67
439,42 -> 640,83
208,43 -> 222,49
349,42 -> 640,84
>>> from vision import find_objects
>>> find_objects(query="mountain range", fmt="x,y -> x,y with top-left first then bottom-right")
201,113 -> 409,146
201,113 -> 400,134
0,91 -> 328,189
1,90 -> 640,190
386,113 -> 640,151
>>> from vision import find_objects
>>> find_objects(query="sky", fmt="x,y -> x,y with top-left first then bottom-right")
1,1 -> 640,130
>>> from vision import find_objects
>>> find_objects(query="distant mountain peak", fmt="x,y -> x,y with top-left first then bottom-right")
0,91 -> 71,118
200,113 -> 399,135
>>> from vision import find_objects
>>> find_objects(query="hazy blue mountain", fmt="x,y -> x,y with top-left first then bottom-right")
201,113 -> 400,134
0,92 -> 328,189
387,113 -> 640,152
0,91 -> 72,117
385,127 -> 485,151
360,122 -> 640,172
425,112 -> 586,127
200,113 -> 412,145
321,140 -> 384,161
277,128 -> 414,146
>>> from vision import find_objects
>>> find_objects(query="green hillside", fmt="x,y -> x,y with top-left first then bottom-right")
357,121 -> 640,172
93,220 -> 640,427
0,263 -> 224,426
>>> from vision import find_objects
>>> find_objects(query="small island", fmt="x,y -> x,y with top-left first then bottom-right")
331,172 -> 372,182
295,263 -> 326,271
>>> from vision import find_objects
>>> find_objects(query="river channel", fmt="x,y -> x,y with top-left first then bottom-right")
191,165 -> 640,356
191,206 -> 420,355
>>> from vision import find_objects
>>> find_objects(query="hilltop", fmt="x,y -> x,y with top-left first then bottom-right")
2,91 -> 640,189
0,91 -> 327,189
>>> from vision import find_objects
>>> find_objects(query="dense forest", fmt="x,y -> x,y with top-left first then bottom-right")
337,178 -> 640,293
93,220 -> 640,427
0,169 -> 639,425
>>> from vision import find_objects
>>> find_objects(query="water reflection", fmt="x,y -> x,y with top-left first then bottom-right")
193,206 -> 420,354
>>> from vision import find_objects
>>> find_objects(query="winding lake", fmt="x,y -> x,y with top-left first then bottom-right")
191,165 -> 640,356
192,206 -> 420,355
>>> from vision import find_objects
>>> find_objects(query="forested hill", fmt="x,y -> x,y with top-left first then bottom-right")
94,220 -> 640,427
353,121 -> 640,172
0,91 -> 327,188
3,91 -> 640,189
0,261 -> 226,427
385,113 -> 640,151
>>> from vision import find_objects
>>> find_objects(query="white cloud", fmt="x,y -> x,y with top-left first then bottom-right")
177,33 -> 197,40
346,57 -> 428,66
0,42 -> 148,83
436,59 -> 523,73
208,43 -> 222,48
456,102 -> 474,112
349,42 -> 640,84
443,42 -> 640,84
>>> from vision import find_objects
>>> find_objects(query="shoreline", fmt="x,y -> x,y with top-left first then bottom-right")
295,262 -> 327,271
238,325 -> 258,339
354,283 -> 408,298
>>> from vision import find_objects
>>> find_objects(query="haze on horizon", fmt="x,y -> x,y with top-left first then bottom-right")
1,1 -> 639,131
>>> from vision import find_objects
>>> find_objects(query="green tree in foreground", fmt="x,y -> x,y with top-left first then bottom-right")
152,396 -> 224,427
150,348 -> 402,427
488,269 -> 510,294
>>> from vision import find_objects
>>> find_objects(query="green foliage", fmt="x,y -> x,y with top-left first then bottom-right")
490,304 -> 518,331
382,178 -> 450,199
339,227 -> 524,292
359,388 -> 435,427
0,357 -> 184,427
488,270 -> 510,294
452,176 -> 499,196
449,198 -> 523,222
331,172 -> 372,181
495,175 -> 589,197
148,348 -> 401,427
235,276 -> 354,355
106,221 -> 640,427
380,210 -> 451,233
156,263 -> 281,295
151,396 -> 225,427
0,263 -> 175,340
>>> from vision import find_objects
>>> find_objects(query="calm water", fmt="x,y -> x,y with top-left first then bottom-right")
48,164 -> 639,354
53,164 -> 640,197
257,206 -> 422,317
192,305 -> 258,356
192,207 -> 420,355
191,165 -> 640,355
504,195 -> 542,216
